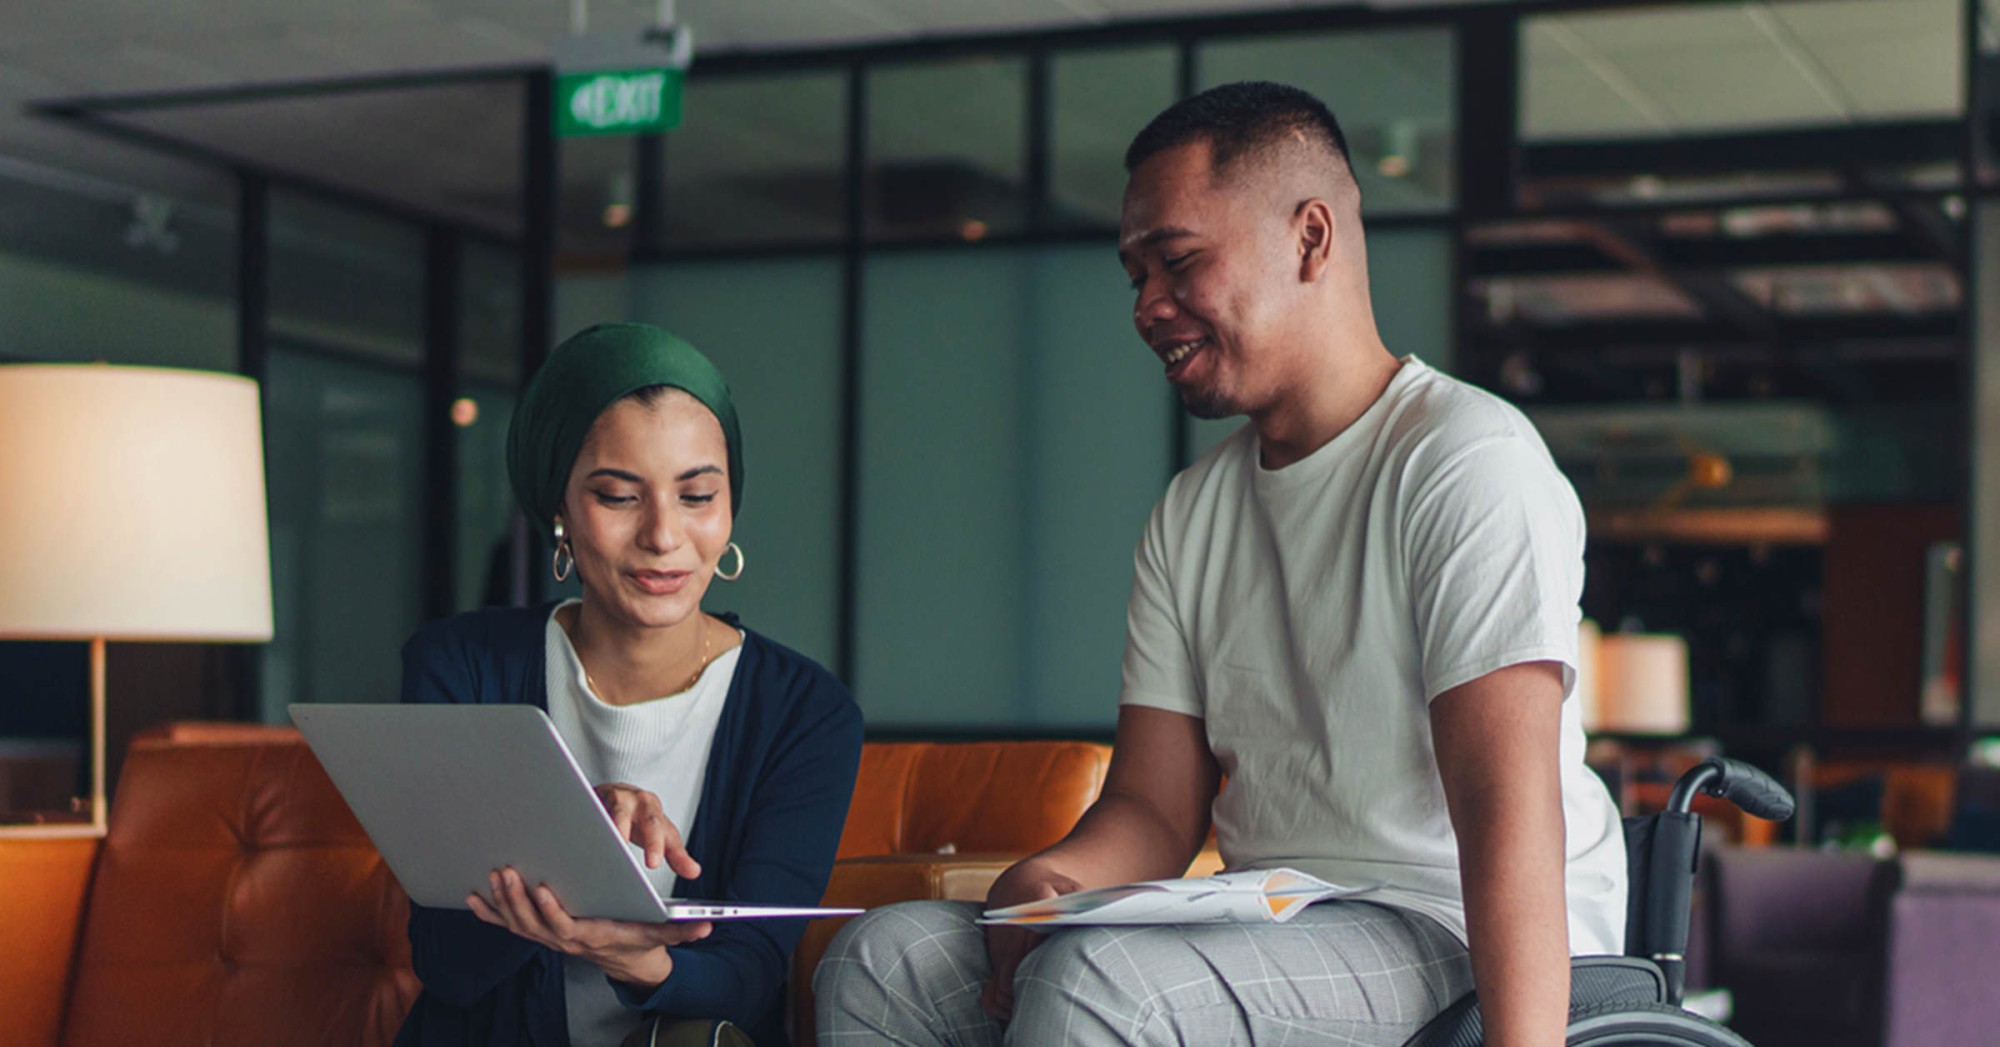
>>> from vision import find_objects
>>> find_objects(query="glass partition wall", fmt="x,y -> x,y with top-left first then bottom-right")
635,21 -> 1468,732
18,0 -> 1992,751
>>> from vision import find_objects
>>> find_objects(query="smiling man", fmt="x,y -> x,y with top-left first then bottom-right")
817,82 -> 1626,1047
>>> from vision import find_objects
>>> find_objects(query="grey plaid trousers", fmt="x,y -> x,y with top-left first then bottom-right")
815,899 -> 1473,1046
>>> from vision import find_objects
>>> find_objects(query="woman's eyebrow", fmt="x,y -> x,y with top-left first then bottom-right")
585,468 -> 643,482
676,465 -> 724,482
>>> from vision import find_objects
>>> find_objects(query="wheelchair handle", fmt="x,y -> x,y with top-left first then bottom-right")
1666,756 -> 1796,823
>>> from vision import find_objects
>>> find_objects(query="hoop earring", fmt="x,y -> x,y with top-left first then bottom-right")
551,520 -> 574,583
716,541 -> 745,582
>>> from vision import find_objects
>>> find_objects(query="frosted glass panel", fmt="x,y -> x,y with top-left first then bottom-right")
455,383 -> 517,611
665,71 -> 847,246
1183,226 -> 1455,465
262,348 -> 425,716
1021,248 -> 1175,726
1199,28 -> 1456,215
629,258 -> 844,670
460,241 -> 521,387
0,252 -> 235,369
867,57 -> 1029,239
557,273 -> 633,339
1050,45 -> 1179,229
859,246 -> 1170,727
269,191 -> 424,364
0,166 -> 234,369
1371,227 -> 1455,371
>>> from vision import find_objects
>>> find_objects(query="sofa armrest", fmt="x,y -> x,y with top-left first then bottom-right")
1882,850 -> 2000,1047
790,854 -> 1016,1047
0,835 -> 102,1046
821,852 -> 1018,909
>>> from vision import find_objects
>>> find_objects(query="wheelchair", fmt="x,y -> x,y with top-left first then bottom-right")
1404,756 -> 1797,1046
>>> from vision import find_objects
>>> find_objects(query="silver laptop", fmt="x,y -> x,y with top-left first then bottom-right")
291,703 -> 860,923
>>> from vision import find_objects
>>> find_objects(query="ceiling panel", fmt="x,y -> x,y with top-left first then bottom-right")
672,0 -> 909,50
855,0 -> 1101,37
1616,40 -> 1848,131
1771,0 -> 1961,119
1520,25 -> 1670,139
1558,5 -> 1769,52
1524,0 -> 1964,141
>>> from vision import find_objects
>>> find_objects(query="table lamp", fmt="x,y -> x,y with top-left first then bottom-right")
1596,632 -> 1692,735
0,363 -> 272,837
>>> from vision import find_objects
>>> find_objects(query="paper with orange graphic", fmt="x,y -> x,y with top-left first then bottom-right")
979,868 -> 1376,927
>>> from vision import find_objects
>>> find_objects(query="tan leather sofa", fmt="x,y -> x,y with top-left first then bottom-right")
0,723 -> 417,1046
0,724 -> 1117,1046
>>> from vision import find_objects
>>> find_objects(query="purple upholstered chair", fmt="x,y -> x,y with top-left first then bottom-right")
1705,845 -> 1896,1047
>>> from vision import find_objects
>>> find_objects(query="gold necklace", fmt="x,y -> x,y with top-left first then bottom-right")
586,615 -> 713,702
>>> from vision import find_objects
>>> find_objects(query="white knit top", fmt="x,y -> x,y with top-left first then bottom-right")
543,600 -> 742,1046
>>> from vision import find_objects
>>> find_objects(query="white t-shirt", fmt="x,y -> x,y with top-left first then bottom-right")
543,601 -> 743,1046
1119,356 -> 1627,956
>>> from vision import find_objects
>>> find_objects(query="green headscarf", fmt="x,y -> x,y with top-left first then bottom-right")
507,322 -> 743,538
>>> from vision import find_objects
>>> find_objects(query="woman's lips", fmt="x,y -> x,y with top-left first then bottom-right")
627,570 -> 691,595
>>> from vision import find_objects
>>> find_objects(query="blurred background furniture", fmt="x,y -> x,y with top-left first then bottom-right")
1704,844 -> 2000,1047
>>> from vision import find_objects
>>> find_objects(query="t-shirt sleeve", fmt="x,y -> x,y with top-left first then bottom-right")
1404,434 -> 1584,703
1118,499 -> 1203,717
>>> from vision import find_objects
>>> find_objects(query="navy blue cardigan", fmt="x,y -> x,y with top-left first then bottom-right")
391,604 -> 863,1047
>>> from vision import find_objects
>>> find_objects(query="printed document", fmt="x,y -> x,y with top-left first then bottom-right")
980,867 -> 1377,927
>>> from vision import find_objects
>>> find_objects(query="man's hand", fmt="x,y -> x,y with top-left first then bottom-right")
978,859 -> 1084,1022
596,782 -> 702,879
469,866 -> 712,989
973,705 -> 1219,1024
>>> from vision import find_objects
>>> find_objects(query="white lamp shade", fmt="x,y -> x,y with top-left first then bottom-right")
1596,633 -> 1691,734
0,364 -> 273,642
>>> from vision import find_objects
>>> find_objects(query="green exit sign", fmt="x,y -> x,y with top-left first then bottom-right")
556,68 -> 684,137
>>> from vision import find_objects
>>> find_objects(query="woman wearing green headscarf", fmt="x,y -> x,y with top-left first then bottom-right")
394,323 -> 864,1047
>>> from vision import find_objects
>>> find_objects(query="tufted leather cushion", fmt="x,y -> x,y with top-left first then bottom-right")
834,741 -> 1110,859
61,724 -> 417,1047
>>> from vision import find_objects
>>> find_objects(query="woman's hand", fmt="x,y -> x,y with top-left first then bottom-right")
979,859 -> 1084,1022
469,867 -> 713,989
595,782 -> 703,880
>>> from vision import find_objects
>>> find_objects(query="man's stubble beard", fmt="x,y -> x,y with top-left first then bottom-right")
1180,370 -> 1283,420
1178,384 -> 1235,420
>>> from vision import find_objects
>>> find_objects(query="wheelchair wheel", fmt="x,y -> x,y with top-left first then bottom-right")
1564,1003 -> 1754,1046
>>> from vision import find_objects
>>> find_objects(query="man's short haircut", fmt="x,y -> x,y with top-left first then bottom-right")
1124,81 -> 1358,190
